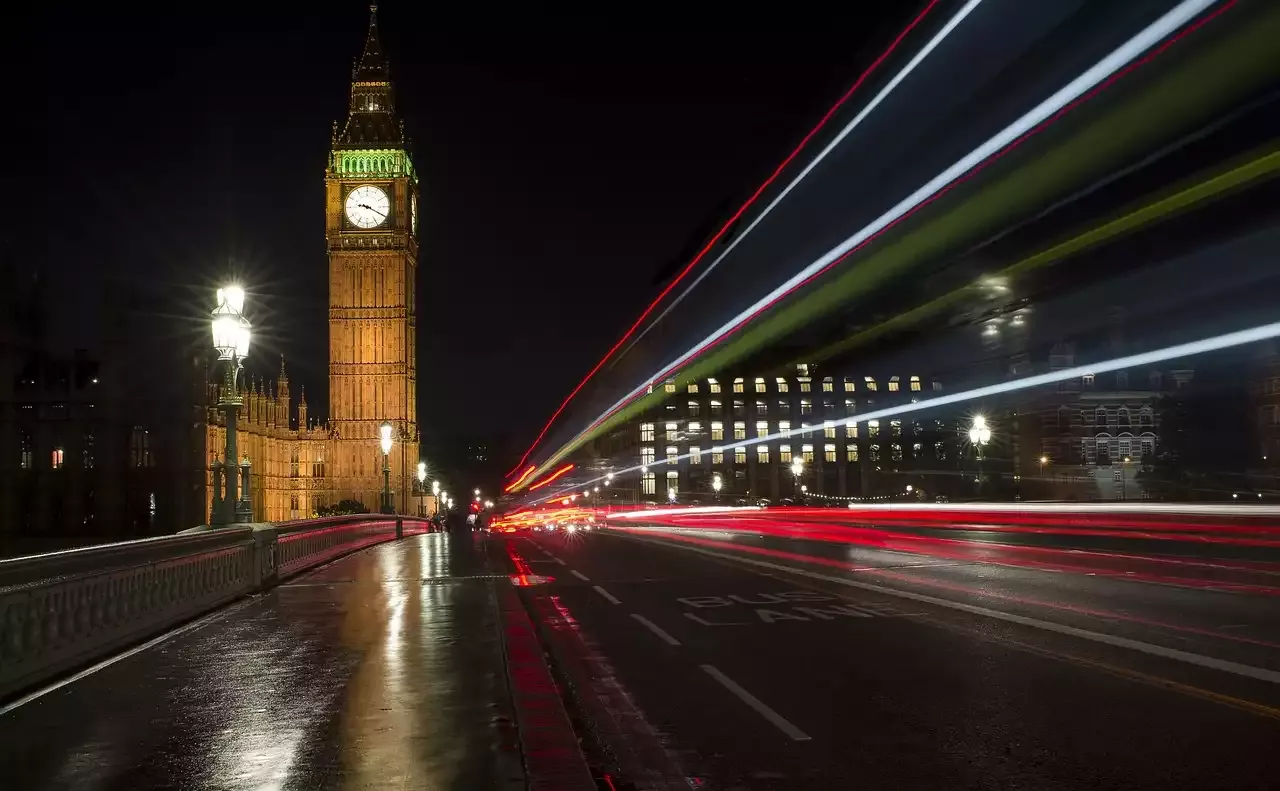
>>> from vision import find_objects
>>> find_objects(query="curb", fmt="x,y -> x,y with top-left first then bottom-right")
495,580 -> 598,790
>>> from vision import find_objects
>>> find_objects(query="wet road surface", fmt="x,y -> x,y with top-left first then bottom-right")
508,524 -> 1280,790
0,532 -> 529,790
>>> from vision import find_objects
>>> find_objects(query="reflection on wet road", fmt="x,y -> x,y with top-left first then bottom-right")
0,532 -> 524,791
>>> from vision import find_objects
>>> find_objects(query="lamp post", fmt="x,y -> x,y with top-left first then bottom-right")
210,285 -> 252,526
380,421 -> 394,514
968,415 -> 992,498
790,456 -> 804,499
1121,456 -> 1132,501
432,480 -> 441,516
416,462 -> 427,516
712,472 -> 723,502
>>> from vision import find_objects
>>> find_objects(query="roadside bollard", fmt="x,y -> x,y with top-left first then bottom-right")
395,516 -> 404,539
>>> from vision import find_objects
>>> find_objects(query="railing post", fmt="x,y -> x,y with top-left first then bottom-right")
395,516 -> 404,540
252,525 -> 279,591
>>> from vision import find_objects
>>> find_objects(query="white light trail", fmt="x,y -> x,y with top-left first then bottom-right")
611,505 -> 762,519
620,0 -> 986,354
563,0 -> 1218,457
535,317 -> 1280,501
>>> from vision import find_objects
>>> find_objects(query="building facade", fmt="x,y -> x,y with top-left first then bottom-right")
202,7 -> 422,521
587,365 -> 966,504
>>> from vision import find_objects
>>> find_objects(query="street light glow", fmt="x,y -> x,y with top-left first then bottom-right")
432,480 -> 440,496
416,462 -> 426,483
790,457 -> 804,477
968,415 -> 991,445
379,422 -> 394,455
712,474 -> 723,492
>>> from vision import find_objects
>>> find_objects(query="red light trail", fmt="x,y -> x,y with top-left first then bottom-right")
527,462 -> 575,491
505,0 -> 945,479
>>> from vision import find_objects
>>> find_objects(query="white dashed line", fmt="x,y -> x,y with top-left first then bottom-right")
593,585 -> 622,605
701,664 -> 811,741
570,569 -> 591,582
631,614 -> 682,646
545,554 -> 568,566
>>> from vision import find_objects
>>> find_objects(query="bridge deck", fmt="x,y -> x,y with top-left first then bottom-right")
1,532 -> 531,790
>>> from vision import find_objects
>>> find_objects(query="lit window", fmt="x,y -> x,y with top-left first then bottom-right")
888,376 -> 900,392
844,377 -> 856,393
890,420 -> 901,437
733,400 -> 745,415
664,381 -> 676,393
667,470 -> 679,490
779,444 -> 792,462
641,447 -> 655,466
824,444 -> 837,463
666,423 -> 679,441
776,377 -> 789,393
755,377 -> 767,393
690,446 -> 702,464
846,424 -> 857,439
642,472 -> 656,495
688,401 -> 700,416
910,375 -> 921,392
822,377 -> 834,392
865,377 -> 877,392
891,443 -> 903,461
733,378 -> 745,393
688,421 -> 702,434
801,444 -> 815,463
869,420 -> 880,437
777,399 -> 790,413
733,422 -> 746,440
756,420 -> 769,438
51,447 -> 65,469
667,446 -> 679,464
711,422 -> 724,441
688,383 -> 699,394
1083,373 -> 1095,388
779,420 -> 791,435
800,399 -> 813,415
870,444 -> 881,461
845,398 -> 856,416
799,379 -> 812,393
710,400 -> 723,415
708,378 -> 721,394
712,447 -> 724,464
846,445 -> 859,462
824,422 -> 837,439
757,445 -> 770,464
640,423 -> 655,442
796,364 -> 810,376
734,447 -> 747,465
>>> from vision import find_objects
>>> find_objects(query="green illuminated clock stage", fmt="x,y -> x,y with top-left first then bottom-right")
345,185 -> 390,229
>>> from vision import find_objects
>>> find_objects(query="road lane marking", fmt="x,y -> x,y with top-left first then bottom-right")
685,612 -> 750,627
631,614 -> 682,646
593,585 -> 622,604
701,665 -> 811,741
570,569 -> 591,582
544,553 -> 568,565
618,534 -> 1280,686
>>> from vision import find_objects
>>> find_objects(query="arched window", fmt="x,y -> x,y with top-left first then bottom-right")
1118,407 -> 1130,428
1096,406 -> 1107,425
1139,407 -> 1153,427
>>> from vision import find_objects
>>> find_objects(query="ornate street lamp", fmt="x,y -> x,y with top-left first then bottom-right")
712,473 -> 723,502
416,461 -> 427,516
790,456 -> 804,499
969,415 -> 992,497
210,285 -> 252,526
380,421 -> 394,514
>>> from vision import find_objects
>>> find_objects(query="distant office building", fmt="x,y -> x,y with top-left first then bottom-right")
585,365 -> 965,503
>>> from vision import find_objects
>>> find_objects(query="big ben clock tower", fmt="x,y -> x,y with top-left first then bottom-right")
326,5 -> 419,509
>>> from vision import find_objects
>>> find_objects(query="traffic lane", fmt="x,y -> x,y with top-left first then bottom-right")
0,533 -> 520,791
665,513 -> 1280,588
623,523 -> 1280,669
514,533 -> 849,789
522,531 -> 1280,790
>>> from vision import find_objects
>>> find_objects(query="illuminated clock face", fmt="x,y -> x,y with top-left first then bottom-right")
345,185 -> 390,229
411,193 -> 418,235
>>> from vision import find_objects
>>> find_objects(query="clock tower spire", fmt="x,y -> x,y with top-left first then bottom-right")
325,4 -> 420,511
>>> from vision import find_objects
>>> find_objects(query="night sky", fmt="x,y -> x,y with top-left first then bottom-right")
6,6 -> 923,465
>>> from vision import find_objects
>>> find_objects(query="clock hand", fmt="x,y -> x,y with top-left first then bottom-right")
359,204 -> 387,219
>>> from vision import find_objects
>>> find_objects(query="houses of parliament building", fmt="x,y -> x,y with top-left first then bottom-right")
203,7 -> 422,522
